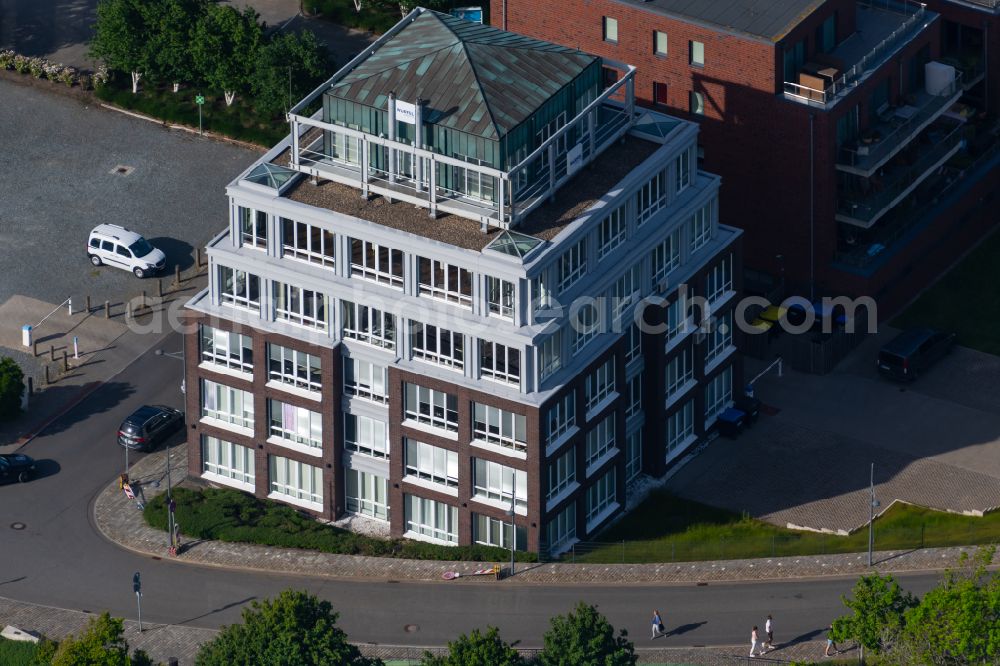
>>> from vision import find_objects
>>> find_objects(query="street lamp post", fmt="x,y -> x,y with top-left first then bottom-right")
868,462 -> 880,567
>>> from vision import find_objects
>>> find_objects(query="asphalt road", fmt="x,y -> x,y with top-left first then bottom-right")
1,332 -> 943,648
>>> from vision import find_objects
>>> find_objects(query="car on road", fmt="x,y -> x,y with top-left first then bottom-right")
877,328 -> 956,381
118,405 -> 184,451
87,224 -> 166,278
0,453 -> 37,484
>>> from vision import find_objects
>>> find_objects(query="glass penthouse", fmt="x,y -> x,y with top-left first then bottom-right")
183,8 -> 743,555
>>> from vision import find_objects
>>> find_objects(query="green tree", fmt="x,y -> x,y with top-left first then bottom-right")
251,30 -> 331,118
896,547 -> 999,665
88,0 -> 153,93
142,0 -> 206,91
191,4 -> 262,106
831,573 -> 917,655
0,356 -> 24,421
195,589 -> 382,666
539,602 -> 636,666
421,627 -> 525,666
50,612 -> 149,666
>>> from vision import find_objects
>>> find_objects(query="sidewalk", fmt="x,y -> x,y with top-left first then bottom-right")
97,444 -> 997,587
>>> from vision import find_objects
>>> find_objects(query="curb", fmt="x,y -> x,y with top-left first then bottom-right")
98,102 -> 268,153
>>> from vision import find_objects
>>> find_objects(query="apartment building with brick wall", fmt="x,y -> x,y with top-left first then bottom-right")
493,0 -> 1000,315
183,8 -> 743,555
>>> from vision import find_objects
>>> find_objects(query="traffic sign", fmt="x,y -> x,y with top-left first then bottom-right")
195,95 -> 205,105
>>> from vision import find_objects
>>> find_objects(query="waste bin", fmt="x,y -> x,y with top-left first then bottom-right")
735,396 -> 760,425
717,408 -> 746,438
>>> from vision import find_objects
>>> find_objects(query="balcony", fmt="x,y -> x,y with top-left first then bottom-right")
836,119 -> 965,227
285,66 -> 636,232
837,72 -> 963,175
946,0 -> 1000,10
783,1 -> 933,109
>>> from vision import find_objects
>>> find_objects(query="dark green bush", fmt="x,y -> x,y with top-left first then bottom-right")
146,487 -> 538,562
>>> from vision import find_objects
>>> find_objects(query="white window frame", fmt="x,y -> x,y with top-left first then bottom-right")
626,372 -> 642,419
586,469 -> 617,524
486,276 -> 515,319
539,329 -> 564,380
586,413 -> 616,468
557,239 -> 587,292
571,302 -> 600,355
239,207 -> 268,250
665,347 -> 693,399
281,217 -> 335,269
547,447 -> 576,500
201,379 -> 254,430
268,455 -> 323,506
342,301 -> 396,351
473,458 -> 527,509
268,400 -> 323,450
625,430 -> 642,481
273,282 -> 328,331
636,170 -> 667,226
218,266 -> 261,312
201,435 -> 255,486
705,311 -> 733,365
676,149 -> 691,192
690,201 -> 712,253
548,503 -> 576,549
418,257 -> 473,307
410,322 -> 464,371
625,323 -> 642,365
351,238 -> 404,289
611,266 -> 640,323
654,30 -> 668,56
597,205 -> 627,259
344,357 -> 388,404
346,468 -> 389,520
690,40 -> 705,66
404,383 -> 459,432
405,439 -> 459,488
705,366 -> 733,420
479,340 -> 521,386
200,325 -> 253,374
585,359 -> 616,412
344,413 -> 389,459
268,344 -> 322,393
405,494 -> 458,543
474,514 -> 526,551
706,253 -> 733,304
603,16 -> 618,42
651,229 -> 681,286
473,403 -> 527,452
667,400 -> 694,455
545,392 -> 576,446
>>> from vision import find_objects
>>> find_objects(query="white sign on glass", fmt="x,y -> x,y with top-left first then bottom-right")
396,100 -> 417,125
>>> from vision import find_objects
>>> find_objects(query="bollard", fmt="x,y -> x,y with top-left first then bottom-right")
27,377 -> 33,394
174,264 -> 181,287
126,302 -> 132,320
156,279 -> 162,298
32,341 -> 37,358
196,247 -> 203,267
86,295 -> 91,312
50,345 -> 55,362
105,300 -> 111,319
44,366 -> 50,385
62,350 -> 68,372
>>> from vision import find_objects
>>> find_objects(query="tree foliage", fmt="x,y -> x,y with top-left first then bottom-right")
831,573 -> 917,654
0,356 -> 24,421
50,612 -> 150,666
421,627 -> 525,666
88,0 -> 152,92
142,0 -> 206,88
539,602 -> 636,666
195,589 -> 382,666
251,30 -> 331,118
190,3 -> 262,106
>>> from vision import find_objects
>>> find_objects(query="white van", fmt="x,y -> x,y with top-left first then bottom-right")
87,224 -> 166,278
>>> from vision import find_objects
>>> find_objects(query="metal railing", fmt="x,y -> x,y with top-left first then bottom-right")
952,0 -> 1000,9
783,1 -> 929,108
838,73 -> 962,171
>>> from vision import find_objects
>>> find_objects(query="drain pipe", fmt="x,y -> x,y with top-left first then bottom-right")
985,21 -> 989,115
809,112 -> 816,302
503,0 -> 507,30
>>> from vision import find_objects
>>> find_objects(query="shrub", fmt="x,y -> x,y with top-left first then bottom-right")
43,61 -> 62,81
13,54 -> 30,74
0,49 -> 15,69
93,64 -> 110,89
58,66 -> 77,86
77,73 -> 92,90
28,57 -> 45,78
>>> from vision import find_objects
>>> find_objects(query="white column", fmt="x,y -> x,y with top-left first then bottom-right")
387,92 -> 397,185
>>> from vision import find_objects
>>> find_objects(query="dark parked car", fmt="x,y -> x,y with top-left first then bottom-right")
877,328 -> 956,381
118,405 -> 184,451
0,453 -> 37,484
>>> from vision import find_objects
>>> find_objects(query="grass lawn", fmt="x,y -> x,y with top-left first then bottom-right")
0,638 -> 43,666
892,226 -> 1000,356
573,490 -> 1000,563
146,486 -> 537,563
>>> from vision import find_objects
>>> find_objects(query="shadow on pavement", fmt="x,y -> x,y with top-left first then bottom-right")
670,621 -> 707,636
31,458 -> 62,480
38,381 -> 136,438
177,596 -> 258,625
147,237 -> 195,273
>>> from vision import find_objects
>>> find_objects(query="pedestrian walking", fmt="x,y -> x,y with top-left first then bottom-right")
750,625 -> 759,657
763,614 -> 774,651
824,626 -> 839,657
651,610 -> 664,639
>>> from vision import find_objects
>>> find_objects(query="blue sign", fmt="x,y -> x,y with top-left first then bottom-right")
451,7 -> 483,24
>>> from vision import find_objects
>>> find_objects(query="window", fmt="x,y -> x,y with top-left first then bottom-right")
451,154 -> 496,202
598,206 -> 627,259
346,469 -> 389,520
706,254 -> 733,303
665,297 -> 687,344
330,129 -> 360,165
557,239 -> 587,292
665,347 -> 693,399
625,324 -> 642,365
545,392 -> 576,446
603,16 -> 618,43
405,439 -> 458,487
690,201 -> 712,253
265,405 -> 322,455
654,30 -> 668,56
689,91 -> 704,116
653,82 -> 669,107
239,207 -> 268,249
486,276 -> 515,319
281,218 -> 334,268
571,302 -> 600,355
268,344 -> 321,393
626,372 -> 642,419
539,329 -> 563,380
200,325 -> 253,373
585,359 -> 616,412
586,413 -> 616,468
410,322 -> 464,371
201,435 -> 255,486
705,312 -> 734,365
784,39 -> 806,82
344,413 -> 389,458
473,458 -> 527,509
269,455 -> 323,506
817,14 -> 836,53
479,340 -> 521,385
531,271 -> 552,314
705,366 -> 733,420
342,301 -> 396,350
636,170 -> 667,226
201,379 -> 254,430
418,257 -> 472,307
536,111 -> 568,155
473,403 -> 527,452
690,40 -> 704,66
344,357 -> 388,403
474,514 -> 527,551
218,266 -> 260,312
666,400 -> 694,456
404,383 -> 459,432
676,150 -> 691,192
273,282 -> 327,331
625,430 -> 642,481
651,228 -> 681,286
405,494 -> 458,543
548,447 -> 576,500
547,503 -> 576,549
586,470 -> 616,524
351,238 -> 404,288
611,266 -> 640,323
